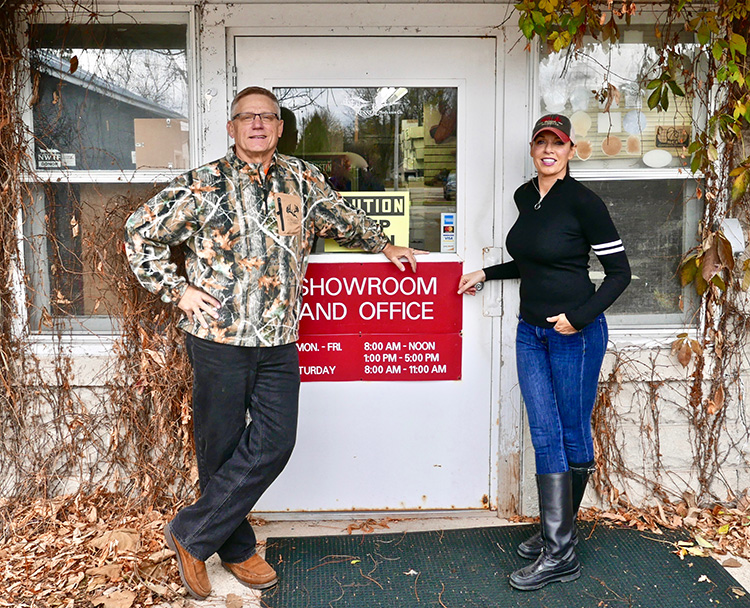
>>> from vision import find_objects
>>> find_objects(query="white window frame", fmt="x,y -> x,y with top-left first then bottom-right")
18,7 -> 199,343
529,31 -> 703,343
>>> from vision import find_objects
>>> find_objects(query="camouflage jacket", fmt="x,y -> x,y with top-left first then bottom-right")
124,147 -> 389,347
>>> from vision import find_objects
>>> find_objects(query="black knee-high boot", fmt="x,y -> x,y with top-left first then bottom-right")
510,471 -> 581,591
517,465 -> 593,559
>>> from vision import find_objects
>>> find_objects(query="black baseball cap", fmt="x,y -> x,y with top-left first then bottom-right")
531,114 -> 576,144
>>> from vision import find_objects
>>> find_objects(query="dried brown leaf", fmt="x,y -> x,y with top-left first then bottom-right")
713,385 -> 725,413
677,341 -> 692,367
92,590 -> 136,608
90,529 -> 140,552
701,241 -> 722,282
86,564 -> 122,580
226,593 -> 243,608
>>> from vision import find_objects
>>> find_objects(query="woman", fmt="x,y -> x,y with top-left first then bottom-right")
458,114 -> 631,591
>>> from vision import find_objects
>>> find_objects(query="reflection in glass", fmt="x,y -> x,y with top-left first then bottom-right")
540,29 -> 695,169
586,179 -> 697,321
29,24 -> 189,171
24,182 -> 165,326
274,87 -> 458,252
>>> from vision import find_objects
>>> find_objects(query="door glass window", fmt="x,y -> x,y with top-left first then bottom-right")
274,87 -> 458,252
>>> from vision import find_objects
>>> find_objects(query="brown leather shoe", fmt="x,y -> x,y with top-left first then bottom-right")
163,523 -> 211,599
222,553 -> 278,589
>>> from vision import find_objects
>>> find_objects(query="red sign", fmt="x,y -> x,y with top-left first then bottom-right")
298,262 -> 462,381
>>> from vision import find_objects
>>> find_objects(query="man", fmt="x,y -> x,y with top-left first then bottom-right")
124,86 -> 422,599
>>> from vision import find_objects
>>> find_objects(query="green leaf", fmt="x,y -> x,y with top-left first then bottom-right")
680,257 -> 699,286
695,272 -> 709,296
667,80 -> 685,97
712,40 -> 724,61
691,150 -> 703,174
697,25 -> 710,45
732,169 -> 750,203
520,15 -> 534,39
646,79 -> 662,90
711,274 -> 726,291
730,32 -> 747,57
647,87 -> 662,110
661,87 -> 670,111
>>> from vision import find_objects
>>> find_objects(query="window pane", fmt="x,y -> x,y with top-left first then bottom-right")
540,30 -> 695,169
274,87 -> 458,253
29,24 -> 189,171
583,179 -> 698,322
24,182 -> 165,329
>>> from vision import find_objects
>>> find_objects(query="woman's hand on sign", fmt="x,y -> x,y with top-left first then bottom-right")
382,243 -> 428,272
546,313 -> 577,335
178,285 -> 221,329
458,270 -> 486,296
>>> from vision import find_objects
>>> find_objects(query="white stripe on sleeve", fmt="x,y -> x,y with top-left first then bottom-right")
592,239 -> 625,256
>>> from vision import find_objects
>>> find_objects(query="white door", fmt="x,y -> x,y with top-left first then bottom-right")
231,36 -> 497,511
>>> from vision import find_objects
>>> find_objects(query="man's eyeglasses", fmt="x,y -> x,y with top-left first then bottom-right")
231,112 -> 279,124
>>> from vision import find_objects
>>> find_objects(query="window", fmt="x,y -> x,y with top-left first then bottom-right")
24,18 -> 191,333
274,87 -> 458,253
537,28 -> 700,325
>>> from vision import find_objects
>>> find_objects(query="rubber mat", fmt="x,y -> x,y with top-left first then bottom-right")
262,523 -> 750,608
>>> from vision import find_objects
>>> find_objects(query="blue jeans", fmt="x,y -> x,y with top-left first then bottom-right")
170,334 -> 300,562
515,315 -> 608,475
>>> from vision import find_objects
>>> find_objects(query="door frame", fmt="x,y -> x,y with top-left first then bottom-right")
196,3 -> 531,516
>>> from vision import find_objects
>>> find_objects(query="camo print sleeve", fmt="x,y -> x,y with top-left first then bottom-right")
124,172 -> 204,304
125,149 -> 390,347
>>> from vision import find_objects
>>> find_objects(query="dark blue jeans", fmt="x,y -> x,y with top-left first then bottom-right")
170,334 -> 300,562
515,315 -> 608,475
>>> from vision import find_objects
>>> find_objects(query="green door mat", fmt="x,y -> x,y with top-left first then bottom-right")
262,523 -> 750,607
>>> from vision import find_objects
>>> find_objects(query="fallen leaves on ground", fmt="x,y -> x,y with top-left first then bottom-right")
574,490 -> 750,561
345,517 -> 400,535
0,489 -> 186,607
2,489 -> 749,606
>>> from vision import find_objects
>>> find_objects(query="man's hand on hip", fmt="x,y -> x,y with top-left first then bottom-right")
178,285 -> 221,329
381,243 -> 428,272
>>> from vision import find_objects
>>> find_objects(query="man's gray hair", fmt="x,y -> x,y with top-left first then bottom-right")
230,86 -> 281,117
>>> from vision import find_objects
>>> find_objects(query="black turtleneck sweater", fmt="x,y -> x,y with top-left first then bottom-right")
483,175 -> 631,330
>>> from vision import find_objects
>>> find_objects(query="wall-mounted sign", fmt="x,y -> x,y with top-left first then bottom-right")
325,192 -> 410,251
298,262 -> 462,381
